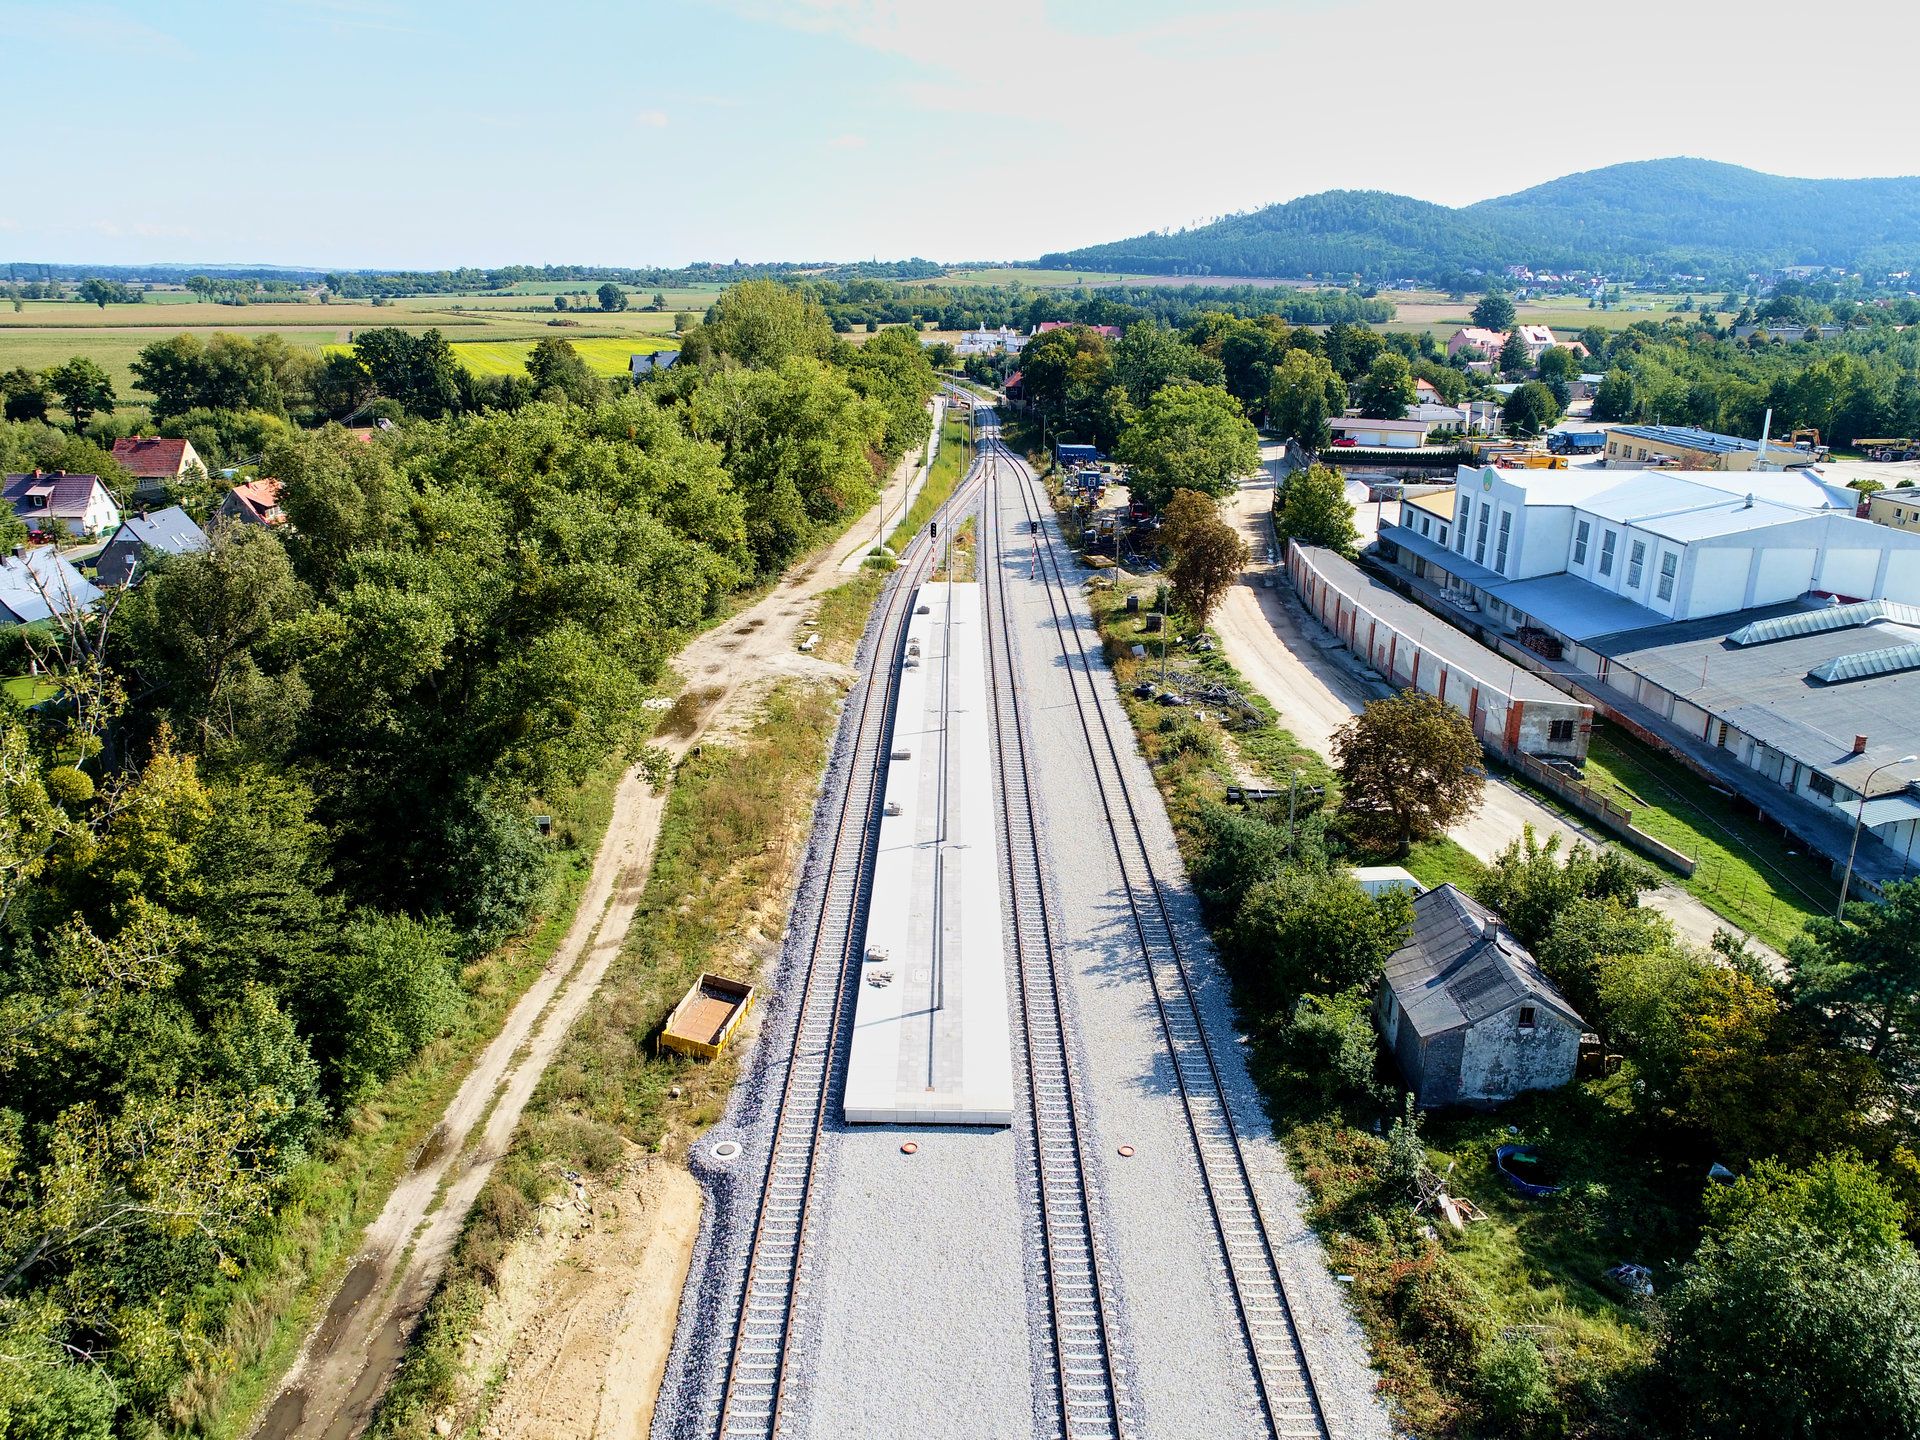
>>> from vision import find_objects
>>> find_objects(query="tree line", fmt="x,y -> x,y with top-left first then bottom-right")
0,279 -> 936,1435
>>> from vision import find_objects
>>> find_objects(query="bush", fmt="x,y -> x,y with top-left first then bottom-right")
1280,986 -> 1385,1107
1476,1333 -> 1556,1432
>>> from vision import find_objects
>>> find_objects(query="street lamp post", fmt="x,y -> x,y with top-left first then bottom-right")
1837,754 -> 1918,916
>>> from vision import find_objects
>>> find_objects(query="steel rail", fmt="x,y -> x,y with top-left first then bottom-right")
986,418 -> 1332,1440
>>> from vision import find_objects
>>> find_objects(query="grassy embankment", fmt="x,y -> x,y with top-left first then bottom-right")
368,655 -> 858,1436
178,758 -> 625,1438
1073,524 -> 1667,1436
887,410 -> 970,553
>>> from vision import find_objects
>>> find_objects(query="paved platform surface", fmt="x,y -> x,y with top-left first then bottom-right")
844,580 -> 1015,1126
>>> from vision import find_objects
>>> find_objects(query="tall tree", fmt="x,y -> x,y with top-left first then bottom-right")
596,282 -> 627,313
46,358 -> 116,427
525,337 -> 600,404
1158,489 -> 1247,629
1788,879 -> 1920,1081
1354,352 -> 1417,420
694,279 -> 831,369
1471,292 -> 1516,330
1333,691 -> 1485,852
1115,381 -> 1259,510
1266,349 -> 1346,451
1502,380 -> 1563,436
1274,463 -> 1358,556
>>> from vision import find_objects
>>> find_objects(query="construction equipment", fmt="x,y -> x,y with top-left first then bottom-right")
1857,438 -> 1920,461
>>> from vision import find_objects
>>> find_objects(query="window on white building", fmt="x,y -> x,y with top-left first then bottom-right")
1599,530 -> 1617,576
1657,551 -> 1678,601
1627,539 -> 1647,588
1438,524 -> 1449,546
1474,503 -> 1492,564
1495,511 -> 1513,572
1548,718 -> 1576,743
1809,772 -> 1836,799
1455,497 -> 1472,553
1517,1005 -> 1537,1030
1572,519 -> 1590,566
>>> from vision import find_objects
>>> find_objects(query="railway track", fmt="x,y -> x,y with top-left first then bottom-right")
710,468 -> 983,1440
983,415 -> 1333,1440
980,447 -> 1134,1440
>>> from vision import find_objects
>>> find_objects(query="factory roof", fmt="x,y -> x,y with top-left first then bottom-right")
1590,598 -> 1920,793
1606,423 -> 1769,456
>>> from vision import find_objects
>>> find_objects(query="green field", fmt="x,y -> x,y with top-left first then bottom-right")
1379,287 -> 1691,339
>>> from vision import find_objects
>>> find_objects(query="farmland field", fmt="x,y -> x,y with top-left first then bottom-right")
1379,287 -> 1688,338
445,335 -> 677,376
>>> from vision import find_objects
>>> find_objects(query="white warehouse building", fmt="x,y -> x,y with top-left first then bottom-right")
1374,466 -> 1920,895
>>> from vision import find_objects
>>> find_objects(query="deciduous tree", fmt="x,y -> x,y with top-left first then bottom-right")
1502,380 -> 1563,436
1266,349 -> 1347,451
1157,489 -> 1247,629
1472,292 -> 1516,330
1114,381 -> 1258,510
46,358 -> 115,427
1333,691 -> 1485,852
1354,352 -> 1417,420
1274,463 -> 1358,556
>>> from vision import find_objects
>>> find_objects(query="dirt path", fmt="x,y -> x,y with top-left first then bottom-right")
253,475 -> 907,1440
1219,477 -> 1782,964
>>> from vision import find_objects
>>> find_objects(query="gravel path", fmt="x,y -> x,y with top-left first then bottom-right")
995,449 -> 1392,1440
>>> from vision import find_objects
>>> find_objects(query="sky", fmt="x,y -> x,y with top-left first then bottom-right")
7,0 -> 1920,270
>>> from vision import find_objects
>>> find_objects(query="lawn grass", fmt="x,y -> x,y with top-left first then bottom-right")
1577,727 -> 1829,952
1,674 -> 58,707
1400,836 -> 1488,893
180,759 -> 625,1439
368,671 -> 849,1439
887,411 -> 968,552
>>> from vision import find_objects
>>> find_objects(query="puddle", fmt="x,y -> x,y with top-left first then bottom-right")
313,1259 -> 379,1353
412,1125 -> 448,1172
256,1387 -> 306,1440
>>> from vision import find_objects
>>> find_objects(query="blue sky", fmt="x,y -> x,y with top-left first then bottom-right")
6,0 -> 1917,269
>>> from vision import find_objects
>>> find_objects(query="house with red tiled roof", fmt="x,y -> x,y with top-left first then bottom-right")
2,471 -> 122,538
110,436 -> 203,499
217,477 -> 286,528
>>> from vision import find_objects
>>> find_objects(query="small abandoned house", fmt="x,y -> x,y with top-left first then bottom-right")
1377,883 -> 1584,1108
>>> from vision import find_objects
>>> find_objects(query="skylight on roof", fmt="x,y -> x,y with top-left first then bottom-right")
1728,600 -> 1920,647
1808,643 -> 1920,685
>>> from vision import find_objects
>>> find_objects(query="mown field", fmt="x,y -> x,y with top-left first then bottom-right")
1380,288 -> 1691,339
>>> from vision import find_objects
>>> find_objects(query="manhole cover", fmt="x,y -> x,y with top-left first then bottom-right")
1117,1145 -> 1135,1158
900,1142 -> 919,1155
712,1141 -> 742,1161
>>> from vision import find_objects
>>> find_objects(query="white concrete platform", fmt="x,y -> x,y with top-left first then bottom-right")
843,581 -> 1015,1126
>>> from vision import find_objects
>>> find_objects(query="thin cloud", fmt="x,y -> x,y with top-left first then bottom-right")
828,134 -> 867,150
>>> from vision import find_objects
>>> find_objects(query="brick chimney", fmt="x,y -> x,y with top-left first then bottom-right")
1854,735 -> 1869,756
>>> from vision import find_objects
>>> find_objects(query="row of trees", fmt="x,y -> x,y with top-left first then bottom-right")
0,278 -> 937,1434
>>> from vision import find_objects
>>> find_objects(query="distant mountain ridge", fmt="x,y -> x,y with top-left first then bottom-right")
1039,159 -> 1920,281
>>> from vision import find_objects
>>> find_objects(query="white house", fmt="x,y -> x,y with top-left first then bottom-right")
2,471 -> 121,539
955,325 -> 1025,356
1331,416 -> 1431,449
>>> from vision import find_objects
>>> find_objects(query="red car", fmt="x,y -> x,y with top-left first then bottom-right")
1330,437 -> 1359,447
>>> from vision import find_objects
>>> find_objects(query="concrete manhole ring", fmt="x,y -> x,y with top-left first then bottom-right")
712,1140 -> 742,1161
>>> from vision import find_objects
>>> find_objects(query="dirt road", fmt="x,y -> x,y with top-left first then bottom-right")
253,465 -> 911,1440
1220,477 -> 1779,963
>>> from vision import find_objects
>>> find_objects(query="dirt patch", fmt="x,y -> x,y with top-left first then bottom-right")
449,1154 -> 701,1440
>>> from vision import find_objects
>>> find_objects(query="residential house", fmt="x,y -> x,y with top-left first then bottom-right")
109,436 -> 203,500
628,349 -> 680,378
94,506 -> 210,586
1732,322 -> 1846,343
0,547 -> 102,625
1378,884 -> 1585,1109
218,477 -> 286,527
1446,326 -> 1507,362
1406,402 -> 1470,433
2,471 -> 121,539
1034,320 -> 1122,340
1414,377 -> 1444,404
1514,324 -> 1558,363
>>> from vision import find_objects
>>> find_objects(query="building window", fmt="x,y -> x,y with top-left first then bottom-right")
1548,718 -> 1576,743
1657,551 -> 1678,601
1455,496 -> 1472,553
1420,514 -> 1431,537
1495,511 -> 1513,572
1438,525 -> 1449,546
1517,1005 -> 1536,1030
1475,503 -> 1491,564
1627,540 -> 1647,588
1809,772 -> 1836,799
1572,519 -> 1590,566
1599,530 -> 1617,576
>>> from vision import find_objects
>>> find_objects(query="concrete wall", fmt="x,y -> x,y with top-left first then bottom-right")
1458,1006 -> 1582,1105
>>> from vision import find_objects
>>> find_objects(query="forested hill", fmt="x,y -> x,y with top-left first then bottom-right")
1039,159 -> 1920,281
